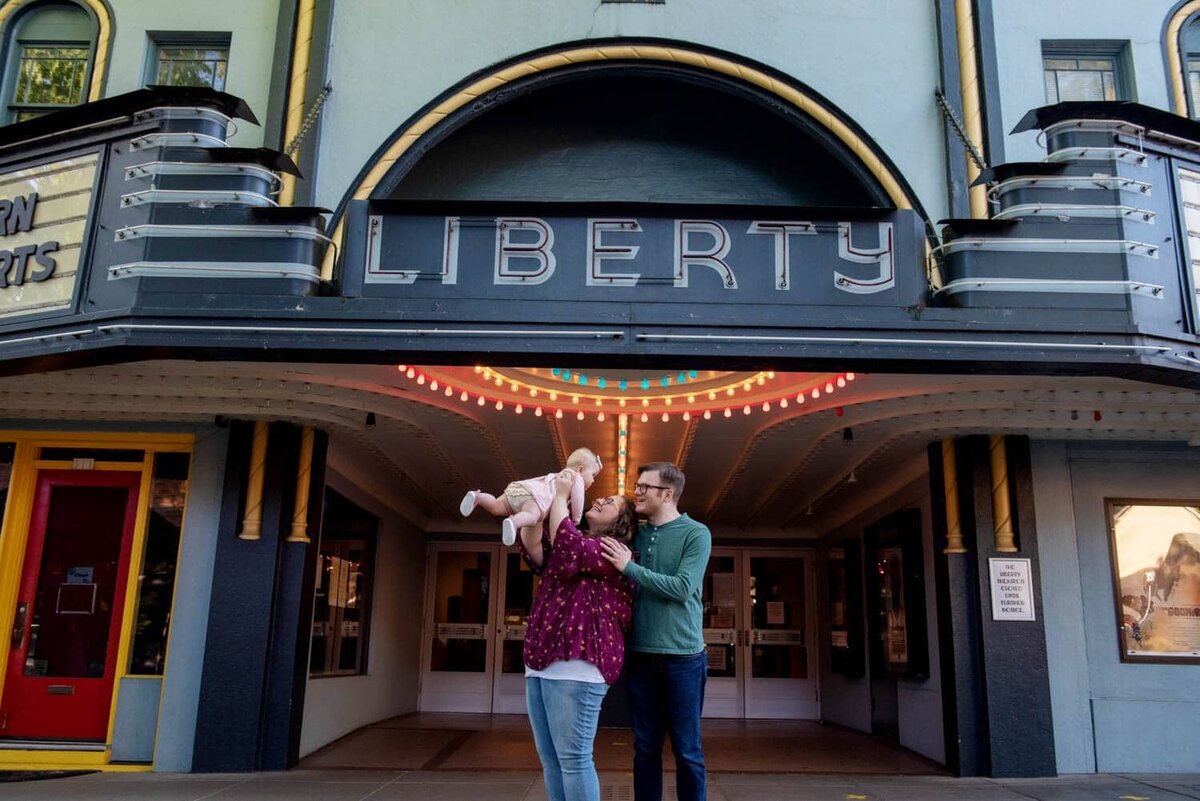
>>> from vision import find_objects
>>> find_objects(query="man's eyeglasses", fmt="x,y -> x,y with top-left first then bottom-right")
634,482 -> 671,494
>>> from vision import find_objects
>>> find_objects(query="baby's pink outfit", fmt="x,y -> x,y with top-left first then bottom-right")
508,470 -> 585,524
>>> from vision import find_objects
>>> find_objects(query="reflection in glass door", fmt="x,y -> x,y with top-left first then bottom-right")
701,548 -> 818,720
701,549 -> 742,717
745,552 -> 817,719
492,550 -> 539,713
419,544 -> 495,713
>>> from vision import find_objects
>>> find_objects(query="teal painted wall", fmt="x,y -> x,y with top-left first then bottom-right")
315,0 -> 948,217
103,0 -> 282,147
991,1 -> 1178,163
1034,441 -> 1200,774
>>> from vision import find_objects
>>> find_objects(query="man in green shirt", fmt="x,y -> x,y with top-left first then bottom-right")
601,461 -> 712,801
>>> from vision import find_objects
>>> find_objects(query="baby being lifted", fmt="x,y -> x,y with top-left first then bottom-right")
459,447 -> 602,545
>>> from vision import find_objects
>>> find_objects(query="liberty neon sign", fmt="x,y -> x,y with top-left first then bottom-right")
363,211 -> 908,297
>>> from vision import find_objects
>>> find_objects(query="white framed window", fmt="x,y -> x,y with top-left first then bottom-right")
1042,41 -> 1132,103
146,33 -> 230,91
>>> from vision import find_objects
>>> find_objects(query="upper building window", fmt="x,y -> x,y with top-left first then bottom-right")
2,2 -> 96,123
1042,41 -> 1132,104
1181,18 -> 1200,118
146,33 -> 230,92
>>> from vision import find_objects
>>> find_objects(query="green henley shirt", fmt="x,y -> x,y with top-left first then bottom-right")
621,512 -> 712,655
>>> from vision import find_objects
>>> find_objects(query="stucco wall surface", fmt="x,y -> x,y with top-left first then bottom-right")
316,0 -> 947,219
104,0 -> 280,147
1034,441 -> 1200,774
991,1 -> 1178,164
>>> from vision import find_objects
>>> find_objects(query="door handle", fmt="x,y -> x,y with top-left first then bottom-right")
10,602 -> 27,649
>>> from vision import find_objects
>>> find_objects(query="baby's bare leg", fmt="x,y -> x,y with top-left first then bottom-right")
508,499 -> 543,530
473,492 -> 513,517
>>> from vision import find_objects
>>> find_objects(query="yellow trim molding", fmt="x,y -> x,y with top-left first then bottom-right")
287,426 -> 314,542
954,0 -> 987,218
321,43 -> 919,280
941,438 -> 967,554
1167,2 -> 1200,115
279,0 -> 316,206
0,750 -> 151,770
988,434 -> 1017,553
0,0 -> 112,102
0,431 -> 193,767
239,420 -> 269,539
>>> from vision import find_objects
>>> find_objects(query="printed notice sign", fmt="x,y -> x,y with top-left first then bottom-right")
989,558 -> 1035,621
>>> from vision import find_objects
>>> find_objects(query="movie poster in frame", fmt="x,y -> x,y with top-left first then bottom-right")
1106,500 -> 1200,664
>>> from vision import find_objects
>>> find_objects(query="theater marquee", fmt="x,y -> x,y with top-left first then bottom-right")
348,202 -> 927,311
0,152 -> 100,320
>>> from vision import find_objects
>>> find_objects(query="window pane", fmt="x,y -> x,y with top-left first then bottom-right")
1056,69 -> 1106,102
1107,502 -> 1200,661
1189,70 -> 1200,118
0,443 -> 14,529
1078,58 -> 1115,71
13,45 -> 88,106
1103,72 -> 1116,100
156,45 -> 229,91
127,453 -> 190,675
1044,71 -> 1059,104
1044,58 -> 1078,70
309,490 -> 377,677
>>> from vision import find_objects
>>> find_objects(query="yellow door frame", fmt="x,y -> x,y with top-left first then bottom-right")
0,431 -> 193,770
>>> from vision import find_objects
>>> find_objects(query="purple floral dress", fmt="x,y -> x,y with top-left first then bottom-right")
519,518 -> 634,684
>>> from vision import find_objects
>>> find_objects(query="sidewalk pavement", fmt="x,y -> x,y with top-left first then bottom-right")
0,769 -> 1196,801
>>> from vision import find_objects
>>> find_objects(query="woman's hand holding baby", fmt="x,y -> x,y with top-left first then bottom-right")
553,469 -> 576,498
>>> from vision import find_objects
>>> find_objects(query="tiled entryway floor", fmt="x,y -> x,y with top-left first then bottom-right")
299,714 -> 945,774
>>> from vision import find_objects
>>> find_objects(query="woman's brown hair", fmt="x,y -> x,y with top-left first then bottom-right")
599,496 -> 639,543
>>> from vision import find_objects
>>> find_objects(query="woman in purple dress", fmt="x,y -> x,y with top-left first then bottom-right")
518,470 -> 638,801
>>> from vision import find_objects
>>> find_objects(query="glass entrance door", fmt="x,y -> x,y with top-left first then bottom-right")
491,549 -> 538,713
701,549 -> 743,717
743,551 -> 817,719
419,543 -> 539,714
0,470 -> 141,741
701,548 -> 818,720
419,544 -> 496,713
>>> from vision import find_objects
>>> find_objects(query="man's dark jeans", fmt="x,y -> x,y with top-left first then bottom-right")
625,651 -> 707,801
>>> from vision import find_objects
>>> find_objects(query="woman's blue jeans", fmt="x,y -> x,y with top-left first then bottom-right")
526,677 -> 609,801
625,651 -> 708,801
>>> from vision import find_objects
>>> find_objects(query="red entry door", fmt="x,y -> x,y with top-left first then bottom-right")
0,470 -> 141,741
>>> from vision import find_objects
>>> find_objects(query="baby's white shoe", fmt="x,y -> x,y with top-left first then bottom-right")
459,491 -> 477,517
502,518 -> 517,546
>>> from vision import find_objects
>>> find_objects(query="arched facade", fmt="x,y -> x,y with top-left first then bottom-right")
322,41 -> 927,281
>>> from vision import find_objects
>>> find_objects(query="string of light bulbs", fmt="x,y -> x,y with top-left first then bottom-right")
396,365 -> 855,422
478,366 -> 781,408
550,368 -> 701,390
